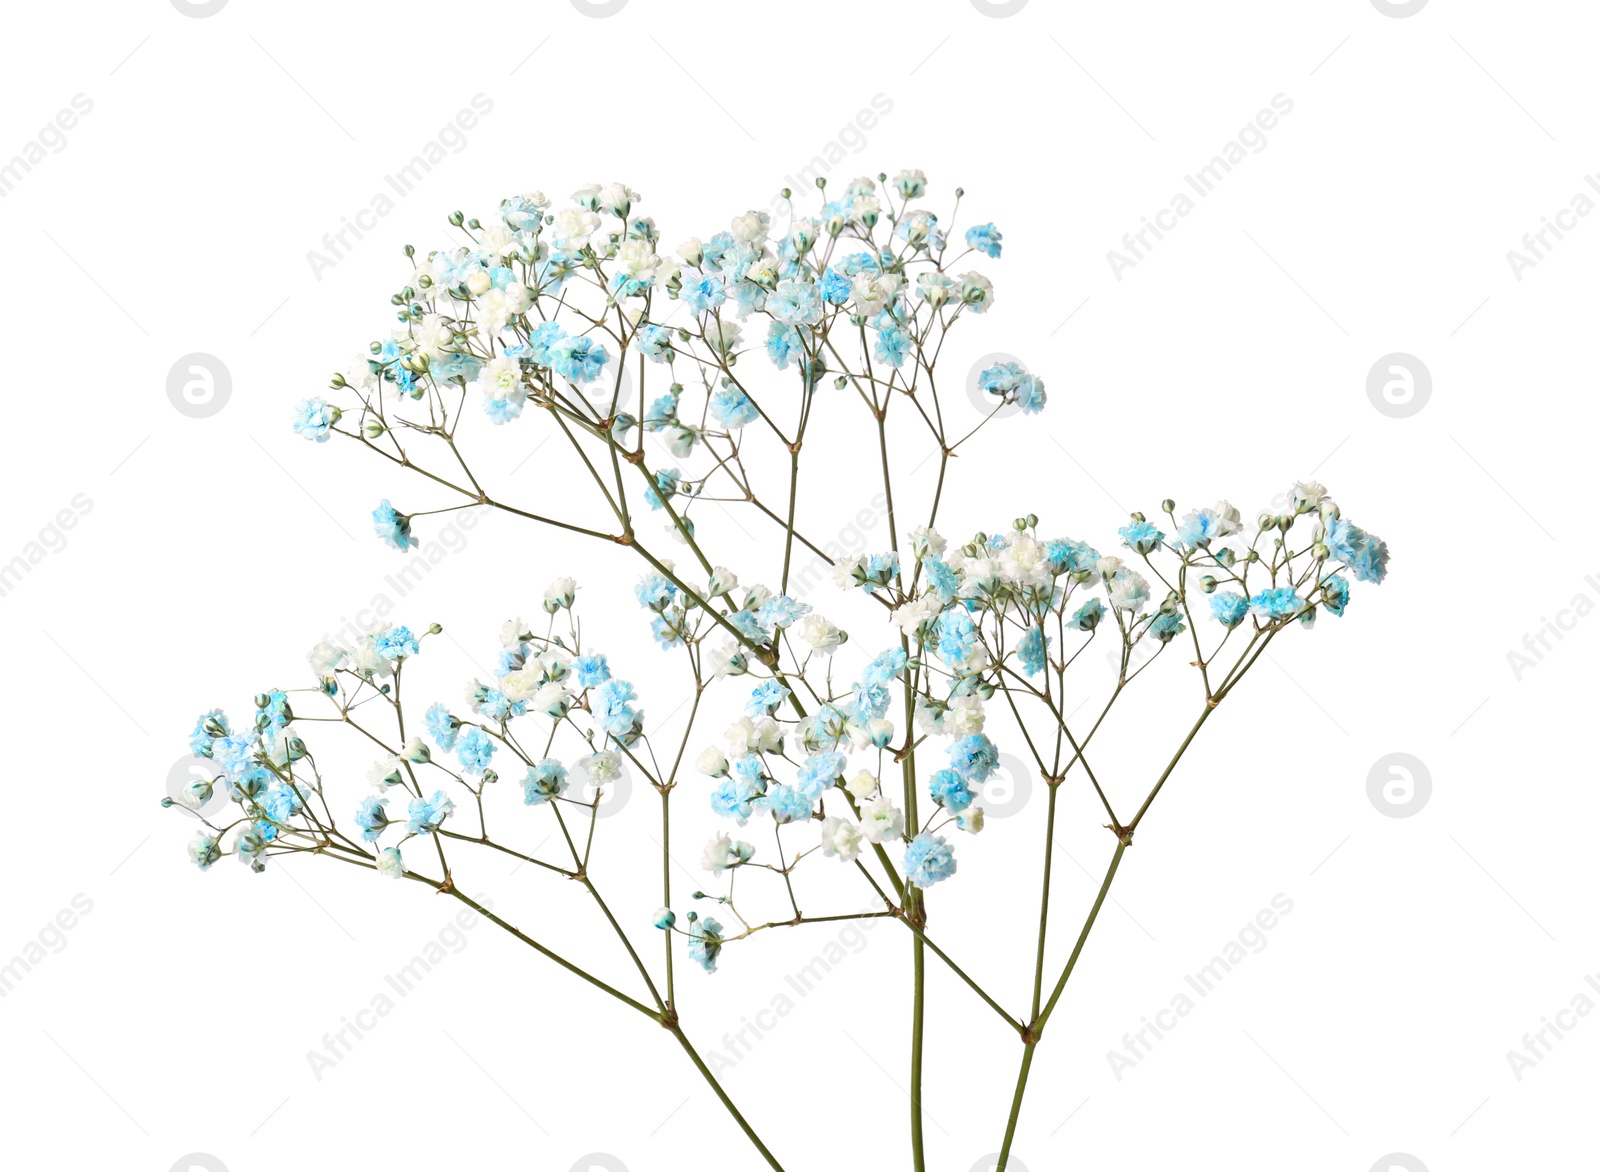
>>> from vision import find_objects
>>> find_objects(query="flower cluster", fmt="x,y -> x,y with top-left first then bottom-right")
178,169 -> 1392,1170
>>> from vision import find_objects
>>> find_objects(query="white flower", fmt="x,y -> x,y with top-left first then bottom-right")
703,831 -> 753,873
1000,535 -> 1051,589
947,694 -> 987,736
860,797 -> 905,844
575,750 -> 624,785
1095,556 -> 1124,578
677,237 -> 705,266
402,736 -> 431,763
598,182 -> 639,217
500,669 -> 541,704
909,525 -> 947,560
479,357 -> 523,398
729,210 -> 771,242
341,355 -> 378,392
820,816 -> 863,862
849,272 -> 902,317
892,168 -> 928,198
832,557 -> 866,591
478,283 -> 532,333
696,746 -> 729,776
532,681 -> 572,718
707,639 -> 748,678
895,594 -> 942,636
499,617 -> 530,649
545,577 -> 576,608
845,770 -> 878,800
308,639 -> 347,677
955,807 -> 985,834
795,613 -> 846,655
707,566 -> 738,597
1108,571 -> 1151,612
552,207 -> 600,249
1292,481 -> 1329,511
958,271 -> 995,313
703,319 -> 742,356
616,238 -> 661,284
376,847 -> 406,878
368,756 -> 406,790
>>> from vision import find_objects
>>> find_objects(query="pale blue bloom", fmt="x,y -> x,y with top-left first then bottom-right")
1119,521 -> 1164,555
688,917 -> 724,973
407,790 -> 455,834
548,335 -> 609,384
574,654 -> 611,688
710,386 -> 760,429
1149,612 -> 1185,643
756,595 -> 810,629
1210,592 -> 1249,628
965,222 -> 1003,258
1326,518 -> 1389,584
355,796 -> 389,842
796,751 -> 846,798
522,759 -> 568,805
374,626 -> 419,660
1249,586 -> 1303,619
746,680 -> 790,716
293,397 -> 335,442
372,500 -> 416,551
904,833 -> 956,889
767,279 -> 822,326
1019,626 -> 1049,675
759,784 -> 813,824
593,679 -> 640,738
929,768 -> 975,813
1321,574 -> 1350,617
456,727 -> 496,775
948,734 -> 999,783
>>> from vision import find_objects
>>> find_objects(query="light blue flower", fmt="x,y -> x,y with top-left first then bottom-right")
372,500 -> 417,551
745,680 -> 791,716
767,279 -> 822,326
593,679 -> 640,738
574,654 -> 611,688
759,784 -> 814,825
293,397 -> 335,442
861,648 -> 908,687
965,222 -> 1003,258
1149,612 -> 1185,643
904,833 -> 956,889
522,759 -> 568,805
948,734 -> 999,783
928,768 -> 975,813
711,773 -> 764,823
634,325 -> 676,364
635,574 -> 677,609
683,274 -> 727,315
710,386 -> 760,429
1210,592 -> 1249,628
1326,518 -> 1389,585
374,626 -> 419,660
1321,574 -> 1351,617
756,595 -> 810,629
819,267 -> 851,304
407,790 -> 455,834
1019,626 -> 1049,675
687,917 -> 724,973
456,727 -> 496,775
644,468 -> 681,511
548,335 -> 610,384
1249,586 -> 1303,619
355,796 -> 389,842
766,320 -> 808,370
1119,521 -> 1164,555
796,751 -> 846,798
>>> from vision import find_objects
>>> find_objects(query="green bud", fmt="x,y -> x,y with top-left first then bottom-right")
1200,574 -> 1217,593
448,210 -> 464,226
363,419 -> 386,439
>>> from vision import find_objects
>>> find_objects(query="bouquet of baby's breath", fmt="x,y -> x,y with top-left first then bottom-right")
172,171 -> 1388,1170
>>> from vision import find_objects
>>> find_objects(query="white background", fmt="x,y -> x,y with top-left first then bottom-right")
1,2 -> 1594,1170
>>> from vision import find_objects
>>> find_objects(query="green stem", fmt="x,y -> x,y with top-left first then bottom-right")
669,1023 -> 787,1171
911,935 -> 926,1172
